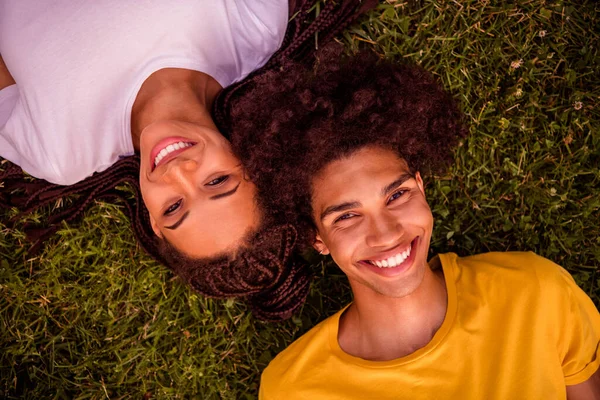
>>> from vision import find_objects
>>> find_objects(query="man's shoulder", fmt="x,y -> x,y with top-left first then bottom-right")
447,251 -> 574,295
260,309 -> 344,395
457,250 -> 547,266
452,251 -> 561,276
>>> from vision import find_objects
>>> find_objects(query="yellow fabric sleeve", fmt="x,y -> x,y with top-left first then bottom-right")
550,263 -> 600,385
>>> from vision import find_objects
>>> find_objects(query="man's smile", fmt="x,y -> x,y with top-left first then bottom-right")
357,237 -> 420,277
362,238 -> 417,268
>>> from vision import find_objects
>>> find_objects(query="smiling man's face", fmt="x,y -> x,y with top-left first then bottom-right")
139,120 -> 261,259
311,146 -> 434,298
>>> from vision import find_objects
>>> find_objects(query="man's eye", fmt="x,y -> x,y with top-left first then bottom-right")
334,213 -> 355,224
164,199 -> 182,216
388,189 -> 406,203
206,175 -> 229,186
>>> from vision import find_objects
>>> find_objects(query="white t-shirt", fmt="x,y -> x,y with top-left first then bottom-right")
0,0 -> 288,185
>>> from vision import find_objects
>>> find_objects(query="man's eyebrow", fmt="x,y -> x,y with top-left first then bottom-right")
381,173 -> 414,197
164,211 -> 190,230
319,173 -> 414,223
320,201 -> 361,223
210,183 -> 240,200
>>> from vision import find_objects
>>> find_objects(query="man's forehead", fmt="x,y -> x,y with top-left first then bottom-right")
315,147 -> 411,186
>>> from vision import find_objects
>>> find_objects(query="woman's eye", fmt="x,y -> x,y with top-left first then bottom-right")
164,199 -> 182,216
388,189 -> 406,203
206,175 -> 229,186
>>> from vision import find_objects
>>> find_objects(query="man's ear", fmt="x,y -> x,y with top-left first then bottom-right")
313,233 -> 330,255
149,214 -> 164,239
415,171 -> 425,198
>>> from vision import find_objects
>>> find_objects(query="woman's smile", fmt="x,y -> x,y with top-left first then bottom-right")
138,120 -> 262,258
150,137 -> 197,171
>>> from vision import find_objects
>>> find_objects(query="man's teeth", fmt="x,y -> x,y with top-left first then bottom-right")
154,142 -> 193,167
369,245 -> 412,268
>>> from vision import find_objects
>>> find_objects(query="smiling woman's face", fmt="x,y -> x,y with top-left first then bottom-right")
139,120 -> 261,258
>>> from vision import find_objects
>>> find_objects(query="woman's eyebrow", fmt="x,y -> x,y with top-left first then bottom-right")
164,211 -> 189,230
209,183 -> 240,200
164,183 -> 241,231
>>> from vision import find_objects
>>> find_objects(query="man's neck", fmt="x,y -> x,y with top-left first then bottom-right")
130,68 -> 222,150
338,265 -> 447,361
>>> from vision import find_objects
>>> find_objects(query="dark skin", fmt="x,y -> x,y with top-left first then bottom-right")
0,0 -> 299,261
312,147 -> 600,395
130,68 -> 262,259
567,368 -> 600,400
130,67 -> 222,151
1,54 -> 261,259
0,55 -> 16,90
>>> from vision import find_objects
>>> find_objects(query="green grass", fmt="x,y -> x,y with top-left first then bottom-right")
1,0 -> 599,398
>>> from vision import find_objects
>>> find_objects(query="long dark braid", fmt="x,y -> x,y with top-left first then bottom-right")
0,0 -> 379,320
0,157 -> 158,257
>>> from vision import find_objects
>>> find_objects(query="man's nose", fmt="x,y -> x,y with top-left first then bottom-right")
162,159 -> 199,191
365,212 -> 403,249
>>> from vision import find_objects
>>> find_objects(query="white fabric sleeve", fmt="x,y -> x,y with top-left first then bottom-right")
229,0 -> 289,82
0,85 -> 60,183
0,84 -> 20,163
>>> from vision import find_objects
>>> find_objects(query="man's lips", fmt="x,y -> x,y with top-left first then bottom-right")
357,237 -> 419,277
149,136 -> 196,171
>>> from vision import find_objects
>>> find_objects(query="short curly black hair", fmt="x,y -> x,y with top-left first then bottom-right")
230,45 -> 467,246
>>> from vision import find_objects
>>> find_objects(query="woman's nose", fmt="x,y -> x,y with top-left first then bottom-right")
162,159 -> 199,189
365,212 -> 403,249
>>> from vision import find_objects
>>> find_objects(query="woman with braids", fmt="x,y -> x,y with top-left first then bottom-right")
0,0 -> 377,320
227,47 -> 600,398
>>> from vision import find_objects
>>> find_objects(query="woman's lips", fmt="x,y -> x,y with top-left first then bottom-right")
149,136 -> 196,171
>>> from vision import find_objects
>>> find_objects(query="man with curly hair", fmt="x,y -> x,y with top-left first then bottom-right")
227,48 -> 600,398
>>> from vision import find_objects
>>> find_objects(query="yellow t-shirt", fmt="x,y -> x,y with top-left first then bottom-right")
260,252 -> 600,400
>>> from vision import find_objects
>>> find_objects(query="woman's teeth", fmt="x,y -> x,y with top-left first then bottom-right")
154,142 -> 194,167
368,245 -> 412,268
